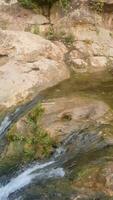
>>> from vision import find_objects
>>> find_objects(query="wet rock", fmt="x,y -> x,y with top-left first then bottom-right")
101,162 -> 113,196
71,159 -> 113,198
40,96 -> 113,141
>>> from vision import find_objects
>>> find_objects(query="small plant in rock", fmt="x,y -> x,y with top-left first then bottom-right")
62,33 -> 75,46
7,133 -> 25,142
59,0 -> 69,11
27,103 -> 44,124
25,25 -> 40,35
18,0 -> 70,11
6,104 -> 55,162
46,27 -> 74,46
89,0 -> 105,13
46,26 -> 55,40
7,126 -> 25,142
110,32 -> 113,38
84,39 -> 93,45
18,0 -> 37,9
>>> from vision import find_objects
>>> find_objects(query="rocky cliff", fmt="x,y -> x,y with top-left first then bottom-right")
1,0 -> 113,108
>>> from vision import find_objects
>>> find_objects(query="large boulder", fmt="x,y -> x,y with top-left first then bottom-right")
0,30 -> 69,107
0,2 -> 49,34
39,96 -> 113,141
51,4 -> 113,73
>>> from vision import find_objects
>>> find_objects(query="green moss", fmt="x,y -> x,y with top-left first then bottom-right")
63,33 -> 75,46
25,24 -> 40,35
77,166 -> 99,180
59,0 -> 69,11
46,27 -> 74,46
18,0 -> 38,9
46,26 -> 55,40
18,0 -> 69,11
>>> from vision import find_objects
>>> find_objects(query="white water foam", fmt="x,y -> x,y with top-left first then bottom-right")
0,161 -> 65,200
0,116 -> 11,136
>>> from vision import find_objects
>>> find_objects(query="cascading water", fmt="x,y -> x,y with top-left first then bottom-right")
0,94 -> 43,138
1,79 -> 111,200
0,92 -> 67,200
0,160 -> 65,200
0,116 -> 11,137
0,104 -> 85,200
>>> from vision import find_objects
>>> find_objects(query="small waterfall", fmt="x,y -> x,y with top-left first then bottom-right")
0,116 -> 11,137
0,131 -> 67,200
0,93 -> 67,200
0,94 -> 43,138
0,161 -> 65,200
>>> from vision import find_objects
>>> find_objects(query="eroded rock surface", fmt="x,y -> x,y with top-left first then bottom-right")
4,95 -> 113,199
16,96 -> 113,141
1,1 -> 113,199
51,1 -> 113,72
0,30 -> 69,107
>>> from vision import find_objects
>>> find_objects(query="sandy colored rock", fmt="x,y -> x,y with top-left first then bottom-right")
39,96 -> 113,141
0,3 -> 48,34
0,30 -> 69,107
52,5 -> 113,72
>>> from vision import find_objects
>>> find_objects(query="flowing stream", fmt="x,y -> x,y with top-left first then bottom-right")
0,93 -> 65,200
0,120 -> 75,200
0,94 -> 44,138
0,161 -> 65,200
1,72 -> 113,199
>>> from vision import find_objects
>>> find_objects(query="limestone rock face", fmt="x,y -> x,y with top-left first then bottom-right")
0,30 -> 69,107
52,5 -> 113,72
39,96 -> 113,141
0,0 -> 17,5
0,3 -> 49,34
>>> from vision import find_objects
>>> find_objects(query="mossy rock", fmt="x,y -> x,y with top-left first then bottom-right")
18,0 -> 69,10
3,103 -> 55,165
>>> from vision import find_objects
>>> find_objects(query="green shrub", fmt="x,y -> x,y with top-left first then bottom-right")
18,0 -> 37,9
25,25 -> 40,35
27,103 -> 44,125
63,33 -> 75,46
7,104 -> 55,162
18,0 -> 69,10
89,0 -> 105,13
59,0 -> 69,10
46,26 -> 56,40
46,27 -> 74,46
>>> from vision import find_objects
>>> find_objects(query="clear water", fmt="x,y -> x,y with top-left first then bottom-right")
1,71 -> 113,199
